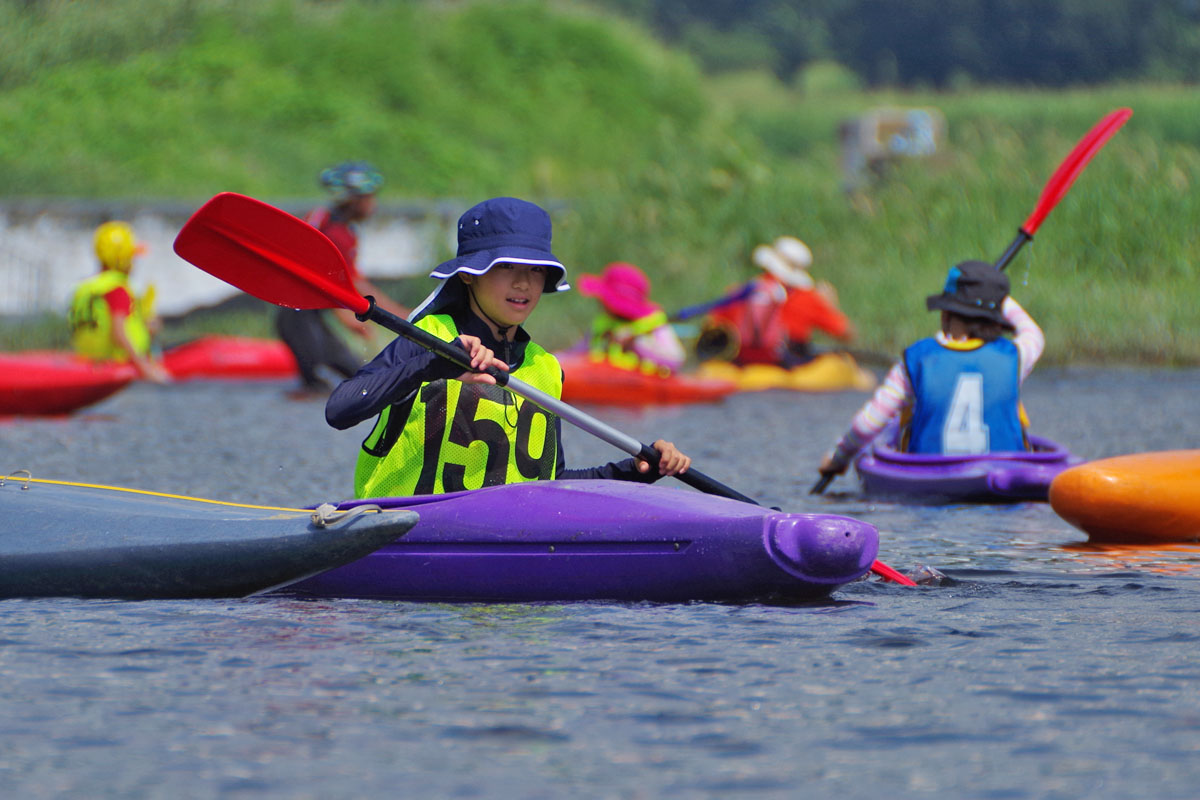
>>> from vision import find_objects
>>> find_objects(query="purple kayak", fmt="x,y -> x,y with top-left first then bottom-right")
855,423 -> 1083,502
280,479 -> 879,602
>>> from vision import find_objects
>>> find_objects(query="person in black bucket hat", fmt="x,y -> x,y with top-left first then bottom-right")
325,196 -> 692,499
925,260 -> 1015,332
817,259 -> 1046,481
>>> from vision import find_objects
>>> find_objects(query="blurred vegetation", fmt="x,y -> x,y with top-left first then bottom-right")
591,0 -> 1200,87
1,0 -> 1199,365
0,0 -> 708,200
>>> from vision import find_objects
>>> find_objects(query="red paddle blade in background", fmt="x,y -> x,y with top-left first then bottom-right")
173,192 -> 371,316
1021,107 -> 1132,236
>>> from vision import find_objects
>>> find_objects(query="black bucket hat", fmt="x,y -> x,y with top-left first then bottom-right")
926,260 -> 1013,330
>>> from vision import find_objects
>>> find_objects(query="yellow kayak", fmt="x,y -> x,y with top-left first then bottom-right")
695,352 -> 877,393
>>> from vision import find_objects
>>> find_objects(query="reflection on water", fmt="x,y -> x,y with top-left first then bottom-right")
1059,541 -> 1200,576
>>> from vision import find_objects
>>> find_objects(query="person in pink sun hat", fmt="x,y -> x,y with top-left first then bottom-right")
578,262 -> 686,375
694,236 -> 856,367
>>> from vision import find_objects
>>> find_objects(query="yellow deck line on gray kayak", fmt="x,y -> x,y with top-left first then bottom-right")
4,474 -> 309,513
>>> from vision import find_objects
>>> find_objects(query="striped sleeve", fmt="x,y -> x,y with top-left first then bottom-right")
827,360 -> 913,470
1003,297 -> 1044,381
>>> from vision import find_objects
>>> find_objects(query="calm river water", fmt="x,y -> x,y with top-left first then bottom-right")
2,366 -> 1199,799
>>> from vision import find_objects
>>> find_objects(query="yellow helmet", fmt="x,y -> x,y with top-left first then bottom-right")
94,221 -> 145,272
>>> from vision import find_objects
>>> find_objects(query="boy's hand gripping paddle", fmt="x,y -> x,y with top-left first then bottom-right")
172,192 -> 914,585
811,107 -> 1132,496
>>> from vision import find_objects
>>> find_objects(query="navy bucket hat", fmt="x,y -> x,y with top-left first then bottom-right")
433,197 -> 567,289
926,260 -> 1013,330
412,197 -> 570,320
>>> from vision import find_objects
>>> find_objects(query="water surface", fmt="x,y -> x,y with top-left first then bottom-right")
2,367 -> 1199,799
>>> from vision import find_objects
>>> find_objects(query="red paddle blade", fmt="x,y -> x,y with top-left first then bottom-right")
1022,107 -> 1132,236
173,192 -> 370,315
871,559 -> 918,586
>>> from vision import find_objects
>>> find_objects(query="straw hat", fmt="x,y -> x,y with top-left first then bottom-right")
752,236 -> 814,289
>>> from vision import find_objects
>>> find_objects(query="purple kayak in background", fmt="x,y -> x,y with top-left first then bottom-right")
855,422 -> 1083,503
280,480 -> 879,603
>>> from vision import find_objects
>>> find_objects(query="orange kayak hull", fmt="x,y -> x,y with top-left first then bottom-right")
1049,450 -> 1200,543
557,352 -> 737,406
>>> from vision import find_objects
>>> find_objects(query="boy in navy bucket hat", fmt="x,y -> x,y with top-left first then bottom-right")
817,259 -> 1045,480
326,197 -> 692,498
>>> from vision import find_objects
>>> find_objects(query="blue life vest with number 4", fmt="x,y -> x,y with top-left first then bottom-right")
354,314 -> 562,498
902,337 -> 1025,455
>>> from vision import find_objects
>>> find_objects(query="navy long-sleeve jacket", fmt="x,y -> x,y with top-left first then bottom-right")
325,307 -> 660,483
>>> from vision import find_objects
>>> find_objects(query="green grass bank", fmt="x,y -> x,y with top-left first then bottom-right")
2,0 -> 1198,364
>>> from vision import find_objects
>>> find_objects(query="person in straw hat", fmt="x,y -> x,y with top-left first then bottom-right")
696,236 -> 855,367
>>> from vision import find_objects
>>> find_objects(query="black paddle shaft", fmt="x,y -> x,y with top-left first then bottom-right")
993,229 -> 1033,272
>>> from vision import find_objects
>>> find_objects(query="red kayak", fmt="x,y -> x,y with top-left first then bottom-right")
0,351 -> 137,416
1,336 -> 298,417
556,351 -> 737,406
163,336 -> 298,381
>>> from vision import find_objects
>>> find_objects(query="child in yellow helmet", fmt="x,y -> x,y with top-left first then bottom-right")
69,222 -> 169,383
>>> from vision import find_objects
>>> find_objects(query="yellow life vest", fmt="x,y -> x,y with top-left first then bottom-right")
354,314 -> 562,498
68,270 -> 153,361
587,310 -> 670,374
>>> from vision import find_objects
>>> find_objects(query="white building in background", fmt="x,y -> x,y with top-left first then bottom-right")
0,200 -> 456,318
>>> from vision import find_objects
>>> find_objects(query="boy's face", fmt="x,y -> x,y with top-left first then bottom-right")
464,262 -> 546,327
